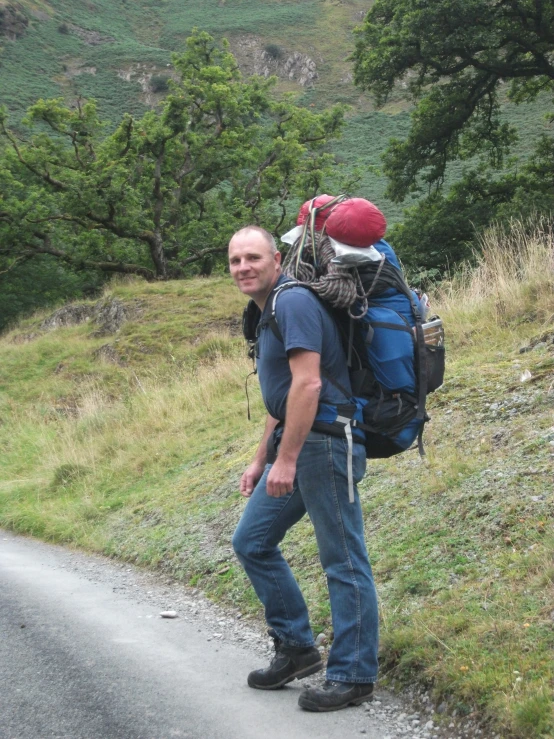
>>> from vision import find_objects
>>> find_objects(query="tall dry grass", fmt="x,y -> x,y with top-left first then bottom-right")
431,218 -> 554,347
47,352 -> 258,478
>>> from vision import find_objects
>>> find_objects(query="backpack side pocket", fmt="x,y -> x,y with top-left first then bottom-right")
425,344 -> 445,393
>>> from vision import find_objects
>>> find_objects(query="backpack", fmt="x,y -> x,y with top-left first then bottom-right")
331,239 -> 445,458
241,197 -> 445,462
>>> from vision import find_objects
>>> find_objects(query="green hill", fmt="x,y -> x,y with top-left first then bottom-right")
2,0 -> 552,228
0,0 -> 370,122
1,221 -> 553,737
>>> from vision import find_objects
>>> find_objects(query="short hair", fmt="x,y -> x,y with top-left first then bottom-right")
231,226 -> 278,254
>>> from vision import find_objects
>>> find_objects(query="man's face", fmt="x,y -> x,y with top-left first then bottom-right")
228,231 -> 281,305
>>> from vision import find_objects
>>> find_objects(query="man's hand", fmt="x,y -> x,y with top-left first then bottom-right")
240,460 -> 266,498
239,415 -> 280,498
266,457 -> 296,497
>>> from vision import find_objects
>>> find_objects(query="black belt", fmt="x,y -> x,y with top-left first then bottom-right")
266,425 -> 283,465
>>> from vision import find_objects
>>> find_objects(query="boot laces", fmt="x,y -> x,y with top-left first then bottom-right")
267,629 -> 284,665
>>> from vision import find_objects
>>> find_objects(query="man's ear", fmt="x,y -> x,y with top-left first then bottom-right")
275,250 -> 282,267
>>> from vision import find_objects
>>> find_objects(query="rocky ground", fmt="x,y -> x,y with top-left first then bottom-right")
44,540 -> 493,739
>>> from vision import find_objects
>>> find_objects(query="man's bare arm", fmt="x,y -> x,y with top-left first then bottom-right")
266,349 -> 322,497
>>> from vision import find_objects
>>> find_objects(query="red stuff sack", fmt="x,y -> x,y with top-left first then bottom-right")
325,198 -> 386,247
296,194 -> 337,232
296,196 -> 387,247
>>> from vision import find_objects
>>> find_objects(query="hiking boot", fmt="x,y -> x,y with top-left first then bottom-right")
247,629 -> 323,690
298,680 -> 374,712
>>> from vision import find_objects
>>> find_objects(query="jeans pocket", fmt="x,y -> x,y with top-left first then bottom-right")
337,437 -> 367,483
304,431 -> 330,443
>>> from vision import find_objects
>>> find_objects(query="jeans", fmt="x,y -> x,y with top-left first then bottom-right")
232,431 -> 379,683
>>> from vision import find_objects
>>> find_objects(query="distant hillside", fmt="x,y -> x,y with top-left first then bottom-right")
2,0 -> 552,229
0,0 -> 371,122
0,0 -> 404,218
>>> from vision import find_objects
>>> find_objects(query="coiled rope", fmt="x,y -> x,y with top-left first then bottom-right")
282,229 -> 370,319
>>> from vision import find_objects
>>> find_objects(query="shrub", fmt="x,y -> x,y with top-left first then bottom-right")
150,75 -> 170,93
264,43 -> 284,61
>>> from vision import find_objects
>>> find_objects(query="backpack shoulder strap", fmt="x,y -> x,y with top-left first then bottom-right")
262,279 -> 315,338
241,280 -> 304,358
265,281 -> 353,401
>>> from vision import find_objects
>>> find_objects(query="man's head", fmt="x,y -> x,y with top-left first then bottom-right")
228,226 -> 282,308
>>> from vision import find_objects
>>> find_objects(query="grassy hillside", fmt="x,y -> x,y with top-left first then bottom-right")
2,0 -> 552,228
1,221 -> 553,737
0,0 -> 369,121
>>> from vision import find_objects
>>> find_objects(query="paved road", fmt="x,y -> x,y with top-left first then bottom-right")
0,531 -> 403,739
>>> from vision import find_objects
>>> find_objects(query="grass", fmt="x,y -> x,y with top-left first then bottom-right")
1,224 -> 554,734
435,217 -> 554,341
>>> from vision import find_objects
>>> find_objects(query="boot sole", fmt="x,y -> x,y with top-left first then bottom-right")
248,660 -> 324,690
298,692 -> 373,712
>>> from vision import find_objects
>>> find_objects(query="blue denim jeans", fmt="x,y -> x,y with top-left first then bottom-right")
232,431 -> 379,684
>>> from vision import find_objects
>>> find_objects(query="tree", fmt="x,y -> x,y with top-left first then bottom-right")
352,0 -> 554,273
0,256 -> 103,333
387,170 -> 522,279
0,30 -> 346,282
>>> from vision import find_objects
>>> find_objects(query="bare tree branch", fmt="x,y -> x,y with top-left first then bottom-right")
177,245 -> 228,267
27,234 -> 157,280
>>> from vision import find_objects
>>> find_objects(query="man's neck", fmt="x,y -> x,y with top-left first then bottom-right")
254,272 -> 282,311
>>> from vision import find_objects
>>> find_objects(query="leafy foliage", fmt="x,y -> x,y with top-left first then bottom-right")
149,75 -> 171,93
0,256 -> 104,333
352,0 -> 554,275
0,30 -> 346,285
264,43 -> 284,60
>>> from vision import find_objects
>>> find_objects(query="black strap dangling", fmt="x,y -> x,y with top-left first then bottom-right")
245,368 -> 257,420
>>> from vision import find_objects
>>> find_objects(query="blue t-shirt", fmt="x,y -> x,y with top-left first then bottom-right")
256,275 -> 352,421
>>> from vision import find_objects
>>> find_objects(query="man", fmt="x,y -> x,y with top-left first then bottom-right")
228,225 -> 379,712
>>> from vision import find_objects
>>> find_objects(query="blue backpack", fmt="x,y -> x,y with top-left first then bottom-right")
339,239 -> 444,457
242,239 -> 445,461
